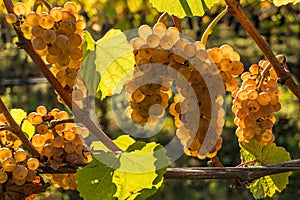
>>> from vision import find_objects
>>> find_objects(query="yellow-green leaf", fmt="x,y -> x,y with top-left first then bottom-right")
10,109 -> 35,139
272,0 -> 300,7
95,29 -> 135,99
240,140 -> 292,199
149,0 -> 220,18
91,135 -> 136,152
112,142 -> 168,200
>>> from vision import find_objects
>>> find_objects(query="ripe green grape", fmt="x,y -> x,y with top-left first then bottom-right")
42,29 -> 57,44
138,24 -> 152,40
12,165 -> 28,180
27,158 -> 39,171
2,157 -> 16,172
32,37 -> 47,50
13,2 -> 26,16
56,34 -> 71,49
31,134 -> 46,148
39,15 -> 55,29
64,2 -> 78,13
60,20 -> 76,34
147,34 -> 160,48
26,12 -> 41,26
0,147 -> 12,162
50,7 -> 63,22
160,35 -> 174,50
14,148 -> 27,162
5,13 -> 17,24
31,25 -> 44,37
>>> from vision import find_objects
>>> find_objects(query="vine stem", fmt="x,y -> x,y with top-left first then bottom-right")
157,11 -> 168,23
201,7 -> 228,47
236,159 -> 258,168
3,0 -> 121,152
0,98 -> 40,157
225,0 -> 300,100
172,15 -> 182,33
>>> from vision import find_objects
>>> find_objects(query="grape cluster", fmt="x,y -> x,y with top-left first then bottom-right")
6,2 -> 86,103
25,105 -> 92,189
127,23 -> 232,159
232,58 -> 281,147
208,45 -> 244,92
0,147 -> 40,186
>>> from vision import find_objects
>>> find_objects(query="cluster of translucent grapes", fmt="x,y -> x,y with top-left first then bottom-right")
127,23 -> 230,159
0,114 -> 40,186
207,45 -> 244,92
6,2 -> 86,103
26,105 -> 92,190
0,121 -> 22,149
232,58 -> 281,147
45,173 -> 77,190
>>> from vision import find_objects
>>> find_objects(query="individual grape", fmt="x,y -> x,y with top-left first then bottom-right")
57,53 -> 71,67
2,157 -> 16,172
165,27 -> 180,43
39,14 -> 55,29
41,143 -> 54,158
26,12 -> 41,26
50,7 -> 63,22
61,10 -> 76,22
138,24 -> 152,40
27,112 -> 43,125
42,29 -> 57,44
0,147 -> 12,161
56,34 -> 71,49
32,37 -> 47,50
64,130 -> 75,141
31,134 -> 46,148
12,165 -> 28,180
36,105 -> 47,115
147,34 -> 160,48
13,2 -> 26,16
64,2 -> 78,13
37,124 -> 49,134
64,141 -> 76,153
60,20 -> 76,34
153,22 -> 166,38
5,13 -> 17,24
257,92 -> 271,105
14,148 -> 27,162
184,44 -> 196,57
69,34 -> 83,47
27,158 -> 39,170
229,61 -> 244,76
160,35 -> 174,50
76,19 -> 86,30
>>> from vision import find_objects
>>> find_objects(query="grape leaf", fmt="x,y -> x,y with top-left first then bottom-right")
271,0 -> 300,7
91,135 -> 136,152
10,109 -> 35,139
80,50 -> 100,96
112,141 -> 169,200
76,153 -> 120,200
82,31 -> 95,57
94,29 -> 135,99
240,140 -> 292,199
149,0 -> 219,18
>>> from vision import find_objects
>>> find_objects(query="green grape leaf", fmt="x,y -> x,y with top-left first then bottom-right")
10,109 -> 35,139
271,0 -> 300,7
91,135 -> 136,152
149,0 -> 219,18
80,50 -> 101,96
82,31 -> 95,57
240,140 -> 292,199
112,141 -> 169,200
76,153 -> 120,200
94,29 -> 135,100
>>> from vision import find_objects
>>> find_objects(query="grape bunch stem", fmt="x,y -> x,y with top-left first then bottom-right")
225,0 -> 300,100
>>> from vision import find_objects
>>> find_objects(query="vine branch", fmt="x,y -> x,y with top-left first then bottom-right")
3,0 -> 121,152
165,159 -> 300,186
0,98 -> 40,157
225,0 -> 300,100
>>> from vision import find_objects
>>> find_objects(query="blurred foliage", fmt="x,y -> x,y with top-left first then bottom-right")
0,0 -> 299,199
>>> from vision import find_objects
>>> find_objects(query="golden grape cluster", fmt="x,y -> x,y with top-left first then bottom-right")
6,2 -> 86,103
0,105 -> 92,190
0,115 -> 41,186
232,57 -> 282,147
126,23 -> 239,159
26,105 -> 92,190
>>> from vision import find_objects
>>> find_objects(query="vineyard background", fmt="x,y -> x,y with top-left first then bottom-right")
0,0 -> 299,199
